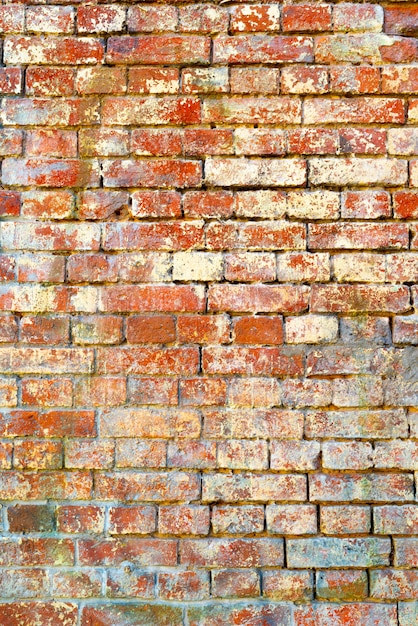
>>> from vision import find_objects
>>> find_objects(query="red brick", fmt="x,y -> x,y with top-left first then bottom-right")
311,285 -> 410,313
100,286 -> 204,313
131,190 -> 181,219
108,506 -> 156,535
131,129 -> 181,156
116,440 -> 167,469
2,158 -> 99,188
126,316 -> 176,344
330,66 -> 380,94
212,570 -> 260,598
233,316 -> 283,344
2,98 -> 99,128
177,315 -> 231,345
75,377 -> 126,407
203,97 -> 301,124
309,223 -> 408,250
0,6 -> 24,33
382,65 -> 418,93
159,505 -> 210,535
52,569 -> 102,599
288,128 -> 338,154
128,67 -> 179,94
101,159 -> 202,188
22,378 -> 72,407
65,439 -> 114,469
0,603 -> 78,626
107,36 -> 210,64
76,68 -> 126,97
341,190 -> 391,219
180,378 -> 226,406
208,285 -> 309,314
321,505 -> 371,535
159,571 -> 209,601
184,129 -> 233,155
230,5 -> 281,32
317,570 -> 368,601
180,5 -> 228,33
14,440 -> 62,470
213,35 -> 313,64
231,67 -> 280,94
26,6 -> 74,34
203,408 -> 303,439
21,190 -> 74,220
4,36 -> 104,65
128,5 -> 177,32
78,5 -> 125,33
304,97 -> 405,124
180,538 -> 284,567
281,66 -> 328,94
79,537 -> 177,566
0,191 -> 20,217
56,505 -> 105,534
385,5 -> 418,35
263,570 -> 313,602
26,67 -> 75,96
282,5 -> 332,31
25,130 -> 77,158
334,4 -> 383,32
128,377 -> 178,406
103,221 -> 204,250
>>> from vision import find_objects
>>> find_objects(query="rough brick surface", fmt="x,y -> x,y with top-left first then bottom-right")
0,0 -> 416,621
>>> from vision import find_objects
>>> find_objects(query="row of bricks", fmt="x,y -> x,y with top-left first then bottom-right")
2,189 -> 418,221
0,406 -> 413,438
5,65 -> 418,97
2,501 -> 416,536
0,371 -> 407,406
0,566 -> 414,603
1,284 -> 417,315
0,3 -> 413,36
4,33 -> 418,66
0,437 -> 417,471
2,222 -> 418,251
0,469 -> 415,503
0,602 -> 411,626
1,96 -> 418,126
4,253 -> 418,287
4,157 -> 418,188
0,311 -> 407,346
0,342 -> 415,374
7,127 -> 418,159
0,534 -> 415,568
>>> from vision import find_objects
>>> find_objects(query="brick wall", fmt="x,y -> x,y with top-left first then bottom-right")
0,0 -> 417,624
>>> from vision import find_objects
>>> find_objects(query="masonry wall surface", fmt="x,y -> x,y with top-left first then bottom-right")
0,0 -> 417,624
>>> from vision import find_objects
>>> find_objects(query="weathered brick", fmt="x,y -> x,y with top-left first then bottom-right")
158,571 -> 209,601
317,570 -> 368,601
159,505 -> 209,535
127,6 -> 177,33
213,35 -> 313,64
287,537 -> 390,568
263,570 -> 313,602
202,473 -> 307,502
212,505 -> 264,535
203,98 -> 301,124
4,36 -> 104,65
321,505 -> 371,535
107,36 -> 210,64
266,504 -> 317,535
310,473 -> 414,502
211,569 -> 260,599
203,408 -> 303,439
